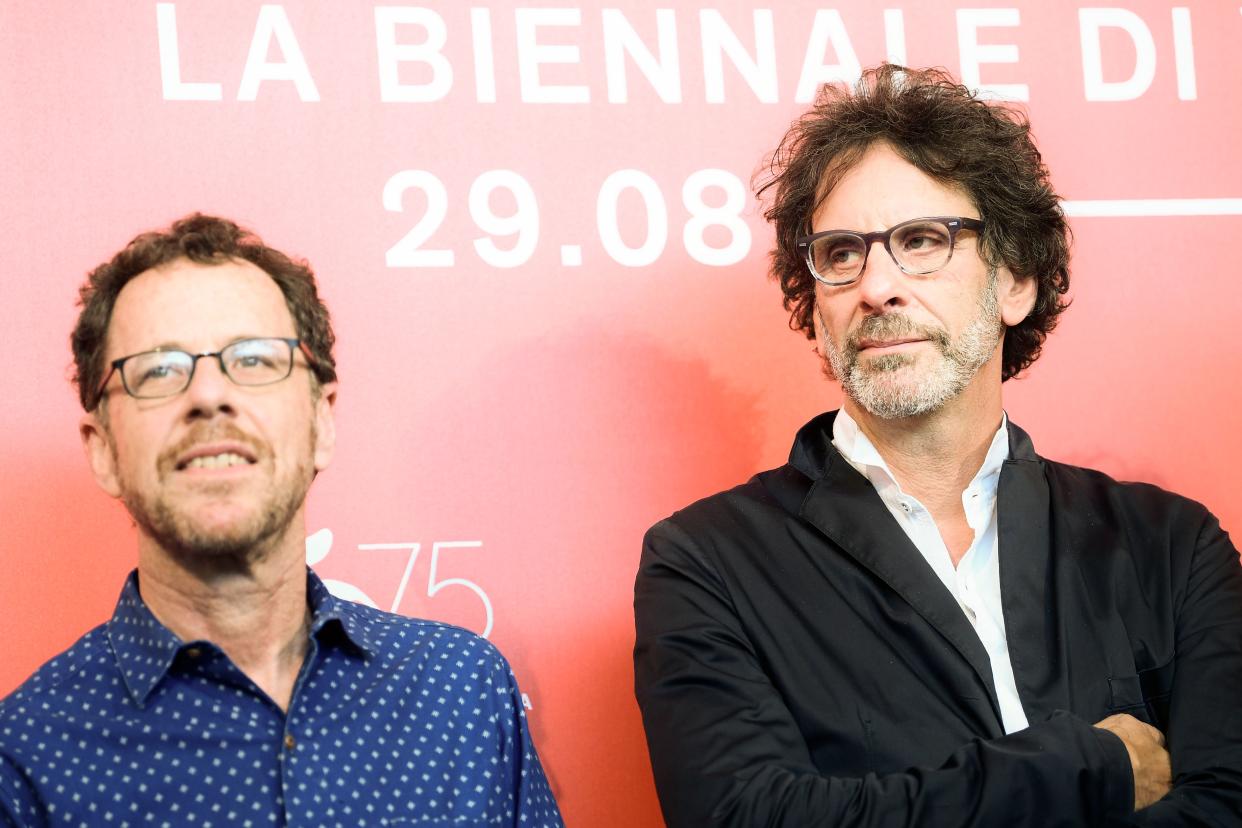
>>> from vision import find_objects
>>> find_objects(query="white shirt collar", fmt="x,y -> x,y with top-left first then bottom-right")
831,407 -> 1010,510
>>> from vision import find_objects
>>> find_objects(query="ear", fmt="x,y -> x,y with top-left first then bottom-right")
80,412 -> 122,498
312,382 -> 338,473
996,267 -> 1038,327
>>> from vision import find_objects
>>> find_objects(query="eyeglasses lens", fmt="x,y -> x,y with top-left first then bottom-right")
122,352 -> 194,398
890,220 -> 953,274
223,339 -> 293,385
809,236 -> 866,283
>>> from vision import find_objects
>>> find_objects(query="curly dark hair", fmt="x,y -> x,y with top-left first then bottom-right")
757,64 -> 1070,381
72,213 -> 337,411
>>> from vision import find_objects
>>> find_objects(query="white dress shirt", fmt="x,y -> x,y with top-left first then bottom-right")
832,408 -> 1030,734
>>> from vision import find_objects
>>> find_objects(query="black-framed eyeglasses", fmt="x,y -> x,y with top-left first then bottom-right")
92,337 -> 318,409
796,216 -> 985,286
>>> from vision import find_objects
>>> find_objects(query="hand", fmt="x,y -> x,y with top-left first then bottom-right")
1094,713 -> 1172,810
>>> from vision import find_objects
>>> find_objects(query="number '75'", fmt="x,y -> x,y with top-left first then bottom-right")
307,533 -> 495,638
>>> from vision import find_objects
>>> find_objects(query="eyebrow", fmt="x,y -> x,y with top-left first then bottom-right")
124,335 -> 277,356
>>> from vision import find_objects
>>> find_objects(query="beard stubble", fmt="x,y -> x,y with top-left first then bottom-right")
819,270 -> 1003,419
115,421 -> 316,562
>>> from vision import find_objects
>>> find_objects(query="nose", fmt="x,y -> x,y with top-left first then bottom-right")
181,354 -> 237,419
854,239 -> 908,313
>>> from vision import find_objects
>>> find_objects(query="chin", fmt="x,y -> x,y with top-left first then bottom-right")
123,464 -> 313,561
168,518 -> 286,559
134,499 -> 298,561
848,368 -> 964,420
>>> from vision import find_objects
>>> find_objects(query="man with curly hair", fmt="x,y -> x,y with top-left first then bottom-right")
635,65 -> 1242,826
0,214 -> 563,827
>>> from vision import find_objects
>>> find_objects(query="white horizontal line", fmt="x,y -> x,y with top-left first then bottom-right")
1061,199 -> 1242,217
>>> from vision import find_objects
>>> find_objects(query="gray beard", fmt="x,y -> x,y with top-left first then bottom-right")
821,272 -> 1003,420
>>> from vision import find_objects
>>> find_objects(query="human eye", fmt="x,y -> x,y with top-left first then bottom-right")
225,339 -> 286,378
829,245 -> 857,264
812,235 -> 863,276
127,352 -> 189,393
900,224 -> 950,251
893,221 -> 953,268
234,353 -> 274,369
139,361 -> 170,381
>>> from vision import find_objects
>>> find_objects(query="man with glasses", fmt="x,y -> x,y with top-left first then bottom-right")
634,65 -> 1242,826
0,214 -> 563,826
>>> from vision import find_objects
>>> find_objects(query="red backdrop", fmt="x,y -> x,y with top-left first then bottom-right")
2,2 -> 1241,825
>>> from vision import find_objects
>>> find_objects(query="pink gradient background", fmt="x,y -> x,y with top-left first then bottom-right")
2,3 -> 1241,825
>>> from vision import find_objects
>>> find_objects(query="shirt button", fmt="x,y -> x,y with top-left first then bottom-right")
184,647 -> 202,659
284,734 -> 296,750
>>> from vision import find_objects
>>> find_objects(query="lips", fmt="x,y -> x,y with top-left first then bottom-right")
856,337 -> 927,352
847,313 -> 947,358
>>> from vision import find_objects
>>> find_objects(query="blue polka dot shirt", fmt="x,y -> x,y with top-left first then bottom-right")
0,570 -> 564,827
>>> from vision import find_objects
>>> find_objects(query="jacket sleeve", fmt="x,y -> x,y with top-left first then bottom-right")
1128,511 -> 1242,827
633,518 -> 1134,828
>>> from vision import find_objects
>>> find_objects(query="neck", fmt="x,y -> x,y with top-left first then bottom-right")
843,361 -> 1005,517
135,523 -> 311,712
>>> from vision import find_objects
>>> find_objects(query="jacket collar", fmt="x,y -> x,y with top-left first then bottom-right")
106,568 -> 377,707
788,410 -> 1040,481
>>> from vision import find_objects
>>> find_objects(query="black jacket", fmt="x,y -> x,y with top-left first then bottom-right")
634,412 -> 1242,826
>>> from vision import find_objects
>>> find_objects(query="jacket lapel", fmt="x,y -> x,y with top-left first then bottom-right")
997,421 -> 1071,722
790,413 -> 1001,723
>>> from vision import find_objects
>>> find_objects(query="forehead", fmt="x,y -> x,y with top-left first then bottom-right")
811,142 -> 976,232
107,258 -> 295,358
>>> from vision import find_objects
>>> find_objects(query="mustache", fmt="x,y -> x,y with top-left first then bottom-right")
844,314 -> 950,358
158,423 -> 268,472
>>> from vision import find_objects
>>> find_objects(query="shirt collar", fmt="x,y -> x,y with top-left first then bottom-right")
831,407 -> 1010,502
105,572 -> 183,707
306,570 -> 382,658
107,568 -> 377,707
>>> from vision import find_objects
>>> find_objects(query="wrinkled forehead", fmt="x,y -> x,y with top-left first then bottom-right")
106,257 -> 296,359
810,142 -> 978,232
